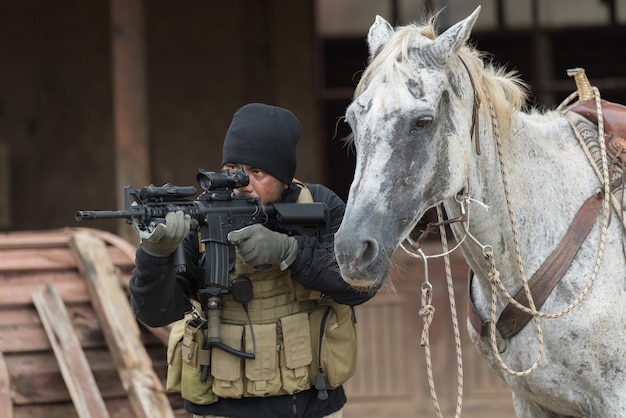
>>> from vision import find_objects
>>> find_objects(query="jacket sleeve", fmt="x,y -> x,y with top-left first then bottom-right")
289,184 -> 376,306
128,233 -> 201,327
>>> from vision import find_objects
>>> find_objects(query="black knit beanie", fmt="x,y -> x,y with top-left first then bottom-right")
222,103 -> 301,185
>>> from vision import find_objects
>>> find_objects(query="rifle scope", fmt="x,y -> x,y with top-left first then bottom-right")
197,169 -> 249,191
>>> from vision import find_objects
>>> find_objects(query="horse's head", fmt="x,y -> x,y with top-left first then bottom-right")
335,7 -> 482,290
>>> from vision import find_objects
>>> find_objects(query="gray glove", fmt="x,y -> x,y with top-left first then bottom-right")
133,210 -> 191,257
227,223 -> 298,270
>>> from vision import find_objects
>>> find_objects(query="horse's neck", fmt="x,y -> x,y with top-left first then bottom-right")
448,111 -> 600,295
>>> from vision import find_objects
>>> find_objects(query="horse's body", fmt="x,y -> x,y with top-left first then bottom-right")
334,7 -> 626,417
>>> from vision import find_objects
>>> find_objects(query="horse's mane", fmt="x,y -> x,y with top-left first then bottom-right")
355,13 -> 529,136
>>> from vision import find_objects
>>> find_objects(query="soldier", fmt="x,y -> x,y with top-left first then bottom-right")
129,103 -> 374,418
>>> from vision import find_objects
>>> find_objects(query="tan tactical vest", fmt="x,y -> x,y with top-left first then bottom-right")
220,181 -> 320,325
166,181 -> 357,404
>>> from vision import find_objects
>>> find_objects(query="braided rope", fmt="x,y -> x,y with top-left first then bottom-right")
437,205 -> 464,417
484,85 -> 611,376
485,96 -> 544,376
419,287 -> 443,417
416,205 -> 465,418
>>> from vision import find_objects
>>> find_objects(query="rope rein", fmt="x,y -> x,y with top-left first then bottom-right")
485,85 -> 611,375
413,204 -> 465,418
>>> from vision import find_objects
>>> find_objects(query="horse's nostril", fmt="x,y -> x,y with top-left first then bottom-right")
356,239 -> 379,271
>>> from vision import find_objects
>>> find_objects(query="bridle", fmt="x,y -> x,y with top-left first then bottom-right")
460,56 -> 482,155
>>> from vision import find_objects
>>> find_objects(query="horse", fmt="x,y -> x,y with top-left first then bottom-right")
333,6 -> 626,417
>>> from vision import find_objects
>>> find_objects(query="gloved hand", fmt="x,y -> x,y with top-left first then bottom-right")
227,223 -> 298,270
133,210 -> 191,257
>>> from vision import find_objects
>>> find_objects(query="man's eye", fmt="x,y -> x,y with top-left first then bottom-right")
224,164 -> 240,172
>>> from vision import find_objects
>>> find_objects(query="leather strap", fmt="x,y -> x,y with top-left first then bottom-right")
459,56 -> 482,155
468,191 -> 603,339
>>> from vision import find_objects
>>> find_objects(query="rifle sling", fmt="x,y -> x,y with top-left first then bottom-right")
468,191 -> 602,340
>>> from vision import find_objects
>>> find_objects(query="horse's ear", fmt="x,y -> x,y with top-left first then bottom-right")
430,6 -> 481,64
367,15 -> 394,61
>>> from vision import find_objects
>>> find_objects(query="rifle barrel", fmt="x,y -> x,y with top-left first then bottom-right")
75,210 -> 133,221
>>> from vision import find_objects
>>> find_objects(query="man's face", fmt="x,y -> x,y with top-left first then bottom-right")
223,163 -> 287,204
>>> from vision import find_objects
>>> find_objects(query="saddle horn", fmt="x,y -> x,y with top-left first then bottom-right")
567,67 -> 594,101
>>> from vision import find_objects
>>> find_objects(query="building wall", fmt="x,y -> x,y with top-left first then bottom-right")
0,1 -> 115,232
0,0 -> 320,233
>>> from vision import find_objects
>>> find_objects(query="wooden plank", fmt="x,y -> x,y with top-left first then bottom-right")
0,229 -> 71,250
0,228 -> 135,275
8,350 -> 122,404
13,396 -> 185,418
0,249 -> 80,272
0,270 -> 133,308
0,227 -> 134,252
0,274 -> 90,308
0,247 -> 134,273
0,351 -> 13,418
69,231 -> 174,418
32,284 -> 110,418
6,346 -> 168,405
0,305 -> 161,353
78,227 -> 138,263
74,228 -> 172,346
0,305 -> 104,353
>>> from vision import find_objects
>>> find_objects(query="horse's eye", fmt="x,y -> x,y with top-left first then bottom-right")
410,116 -> 433,133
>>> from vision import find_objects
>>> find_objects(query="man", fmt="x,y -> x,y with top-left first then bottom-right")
129,103 -> 374,418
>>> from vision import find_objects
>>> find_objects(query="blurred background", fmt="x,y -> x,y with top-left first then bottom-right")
2,0 -> 625,237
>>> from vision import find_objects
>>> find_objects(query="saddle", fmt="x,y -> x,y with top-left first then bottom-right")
468,68 -> 626,342
565,98 -> 626,160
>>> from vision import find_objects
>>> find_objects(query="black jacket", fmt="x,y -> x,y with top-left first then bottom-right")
129,182 -> 374,418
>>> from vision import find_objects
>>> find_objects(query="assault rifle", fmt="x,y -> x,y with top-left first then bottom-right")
76,168 -> 330,361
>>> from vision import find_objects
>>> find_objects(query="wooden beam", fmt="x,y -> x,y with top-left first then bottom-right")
80,228 -> 172,345
69,231 -> 174,418
110,0 -> 151,243
32,284 -> 110,418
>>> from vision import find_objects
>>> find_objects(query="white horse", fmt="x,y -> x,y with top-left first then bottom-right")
334,6 -> 626,417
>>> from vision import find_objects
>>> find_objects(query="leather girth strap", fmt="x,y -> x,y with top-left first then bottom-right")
468,191 -> 603,340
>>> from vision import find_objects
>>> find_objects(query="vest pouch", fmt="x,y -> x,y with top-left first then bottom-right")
244,323 -> 282,396
165,318 -> 186,393
309,296 -> 357,390
279,312 -> 313,394
211,324 -> 245,398
180,321 -> 217,405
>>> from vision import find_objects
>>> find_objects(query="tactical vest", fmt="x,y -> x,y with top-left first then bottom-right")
165,181 -> 357,404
